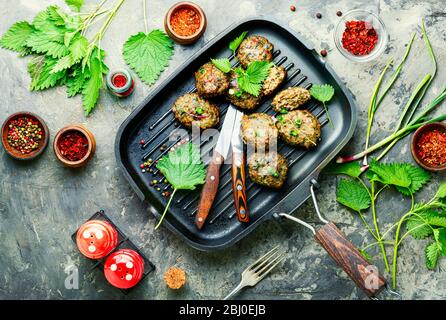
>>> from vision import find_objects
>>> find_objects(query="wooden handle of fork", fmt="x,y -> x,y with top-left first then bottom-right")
315,223 -> 386,298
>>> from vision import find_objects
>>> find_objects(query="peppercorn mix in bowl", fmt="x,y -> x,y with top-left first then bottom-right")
411,122 -> 446,172
1,111 -> 49,160
53,124 -> 96,168
334,9 -> 388,62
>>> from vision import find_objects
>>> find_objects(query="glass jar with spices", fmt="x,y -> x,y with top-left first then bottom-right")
106,68 -> 135,98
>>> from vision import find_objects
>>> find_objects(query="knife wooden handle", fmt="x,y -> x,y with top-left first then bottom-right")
232,151 -> 249,223
196,151 -> 224,229
315,222 -> 386,298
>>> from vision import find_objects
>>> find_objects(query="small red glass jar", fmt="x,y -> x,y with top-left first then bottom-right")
76,220 -> 118,259
104,249 -> 145,289
106,68 -> 135,98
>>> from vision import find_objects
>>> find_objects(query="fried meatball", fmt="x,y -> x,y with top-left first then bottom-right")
237,35 -> 274,68
240,113 -> 278,149
248,152 -> 288,189
276,110 -> 321,149
172,93 -> 220,129
262,64 -> 287,96
227,71 -> 262,110
195,62 -> 229,98
272,87 -> 311,112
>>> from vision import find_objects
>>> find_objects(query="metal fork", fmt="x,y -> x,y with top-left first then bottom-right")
223,246 -> 286,300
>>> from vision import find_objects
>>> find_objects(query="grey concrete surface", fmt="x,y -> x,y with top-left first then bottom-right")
0,0 -> 445,300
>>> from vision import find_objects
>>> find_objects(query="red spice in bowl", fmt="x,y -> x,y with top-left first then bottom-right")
54,124 -> 96,168
342,20 -> 378,56
170,6 -> 201,37
58,130 -> 89,162
411,123 -> 446,171
164,2 -> 206,45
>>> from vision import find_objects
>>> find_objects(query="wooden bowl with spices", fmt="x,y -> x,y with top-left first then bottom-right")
1,111 -> 49,160
164,2 -> 206,45
411,122 -> 446,172
53,124 -> 96,168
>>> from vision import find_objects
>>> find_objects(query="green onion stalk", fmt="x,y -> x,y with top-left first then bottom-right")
339,20 -> 441,165
337,89 -> 446,163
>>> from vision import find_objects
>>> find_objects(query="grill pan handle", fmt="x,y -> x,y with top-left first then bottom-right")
274,179 -> 386,298
314,222 -> 386,298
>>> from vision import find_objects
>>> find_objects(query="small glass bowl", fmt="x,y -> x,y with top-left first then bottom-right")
334,9 -> 388,63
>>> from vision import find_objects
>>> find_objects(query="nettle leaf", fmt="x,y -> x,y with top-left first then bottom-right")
123,30 -> 173,85
324,161 -> 362,178
66,64 -> 90,97
435,182 -> 446,200
437,228 -> 446,256
28,55 -> 66,91
51,35 -> 88,74
336,179 -> 371,212
236,61 -> 272,96
229,31 -> 248,53
26,31 -> 69,58
0,21 -> 34,54
425,241 -> 441,270
368,159 -> 411,188
156,142 -> 206,190
406,212 -> 434,239
82,48 -> 107,115
396,164 -> 430,196
211,58 -> 231,73
310,84 -> 335,103
66,0 -> 84,12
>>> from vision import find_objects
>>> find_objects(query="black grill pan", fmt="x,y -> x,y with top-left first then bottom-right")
115,18 -> 357,251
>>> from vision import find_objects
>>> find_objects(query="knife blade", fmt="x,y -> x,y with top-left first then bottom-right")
195,105 -> 238,229
231,109 -> 249,223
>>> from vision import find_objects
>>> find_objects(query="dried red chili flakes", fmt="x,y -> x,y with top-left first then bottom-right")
170,7 -> 201,37
416,129 -> 446,167
342,20 -> 378,56
58,130 -> 89,162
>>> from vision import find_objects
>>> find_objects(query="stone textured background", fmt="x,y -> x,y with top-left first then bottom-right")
0,0 -> 445,300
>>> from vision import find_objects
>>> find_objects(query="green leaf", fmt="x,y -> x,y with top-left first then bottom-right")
69,35 -> 88,62
66,64 -> 90,97
28,55 -> 66,91
324,161 -> 362,178
155,142 -> 206,229
437,228 -> 446,256
123,30 -> 173,85
427,214 -> 446,228
236,61 -> 272,97
336,179 -> 371,212
435,182 -> 446,200
26,31 -> 69,58
310,84 -> 335,103
245,60 -> 272,83
406,212 -> 434,239
156,142 -> 206,190
425,241 -> 441,269
51,55 -> 74,74
368,159 -> 411,188
211,58 -> 231,73
395,164 -> 431,196
229,31 -> 247,53
82,48 -> 106,115
0,21 -> 34,54
33,10 -> 51,30
66,0 -> 84,12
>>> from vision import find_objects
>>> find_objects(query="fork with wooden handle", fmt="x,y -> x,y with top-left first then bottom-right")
223,246 -> 286,300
